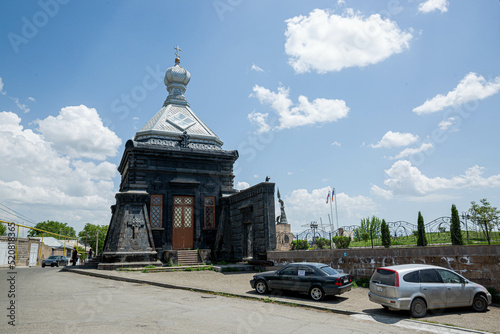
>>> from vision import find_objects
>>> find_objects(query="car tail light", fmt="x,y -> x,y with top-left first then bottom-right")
335,278 -> 342,286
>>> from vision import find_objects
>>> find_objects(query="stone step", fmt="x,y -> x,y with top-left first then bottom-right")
177,250 -> 202,265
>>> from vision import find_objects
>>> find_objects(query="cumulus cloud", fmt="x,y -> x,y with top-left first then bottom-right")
251,64 -> 264,72
284,187 -> 377,230
36,105 -> 122,160
370,131 -> 419,149
413,73 -> 500,115
331,141 -> 341,147
250,85 -> 349,132
0,110 -> 119,231
248,110 -> 271,134
418,0 -> 449,14
392,143 -> 433,159
284,8 -> 413,73
372,160 -> 500,198
236,181 -> 250,190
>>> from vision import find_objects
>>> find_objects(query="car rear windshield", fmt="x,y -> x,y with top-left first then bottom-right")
371,269 -> 396,286
319,266 -> 340,276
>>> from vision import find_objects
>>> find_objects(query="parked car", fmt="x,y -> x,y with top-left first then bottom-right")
42,255 -> 69,267
250,262 -> 352,301
368,264 -> 492,318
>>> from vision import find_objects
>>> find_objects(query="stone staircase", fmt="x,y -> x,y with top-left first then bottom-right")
177,250 -> 202,266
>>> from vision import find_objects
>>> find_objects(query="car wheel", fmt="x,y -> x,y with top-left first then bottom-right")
51,263 -> 55,267
410,298 -> 427,318
309,286 -> 325,301
255,280 -> 268,294
42,263 -> 45,268
382,305 -> 389,311
472,294 -> 488,312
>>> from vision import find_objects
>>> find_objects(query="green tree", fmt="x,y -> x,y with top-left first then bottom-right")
450,204 -> 463,245
416,211 -> 427,246
0,222 -> 6,236
381,219 -> 391,248
27,221 -> 76,239
354,216 -> 382,242
469,198 -> 499,244
78,223 -> 109,255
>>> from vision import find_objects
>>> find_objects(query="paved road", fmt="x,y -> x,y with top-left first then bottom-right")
0,267 -> 455,334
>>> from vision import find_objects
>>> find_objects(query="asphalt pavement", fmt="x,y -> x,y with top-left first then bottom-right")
61,266 -> 499,334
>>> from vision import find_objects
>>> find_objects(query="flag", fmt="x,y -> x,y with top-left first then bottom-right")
332,188 -> 335,196
326,191 -> 330,203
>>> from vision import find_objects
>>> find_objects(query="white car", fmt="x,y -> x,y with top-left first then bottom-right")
368,264 -> 492,318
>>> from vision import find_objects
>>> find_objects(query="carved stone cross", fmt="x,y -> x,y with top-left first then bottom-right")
128,217 -> 144,239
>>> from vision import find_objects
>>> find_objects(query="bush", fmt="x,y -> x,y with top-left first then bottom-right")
314,237 -> 330,249
332,236 -> 350,249
291,239 -> 309,250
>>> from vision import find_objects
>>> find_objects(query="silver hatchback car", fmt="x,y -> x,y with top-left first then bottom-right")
368,264 -> 492,318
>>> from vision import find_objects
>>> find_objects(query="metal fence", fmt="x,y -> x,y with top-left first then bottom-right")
292,217 -> 500,249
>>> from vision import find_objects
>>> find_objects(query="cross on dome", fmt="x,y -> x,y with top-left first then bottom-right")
174,45 -> 182,62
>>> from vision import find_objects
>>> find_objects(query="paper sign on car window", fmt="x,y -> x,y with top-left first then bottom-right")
298,270 -> 305,276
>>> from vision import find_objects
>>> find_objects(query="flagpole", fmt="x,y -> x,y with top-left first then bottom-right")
329,190 -> 334,234
334,187 -> 339,231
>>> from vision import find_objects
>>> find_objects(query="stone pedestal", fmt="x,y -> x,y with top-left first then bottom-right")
100,191 -> 159,268
276,223 -> 293,251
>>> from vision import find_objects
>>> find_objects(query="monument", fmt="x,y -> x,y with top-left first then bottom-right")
275,188 -> 293,251
100,47 -> 276,269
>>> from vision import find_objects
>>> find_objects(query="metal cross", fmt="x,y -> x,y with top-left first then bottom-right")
174,45 -> 182,58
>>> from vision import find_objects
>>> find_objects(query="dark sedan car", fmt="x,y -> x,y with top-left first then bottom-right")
250,262 -> 352,301
42,255 -> 68,267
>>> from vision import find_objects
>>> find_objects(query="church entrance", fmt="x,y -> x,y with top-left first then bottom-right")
172,196 -> 194,249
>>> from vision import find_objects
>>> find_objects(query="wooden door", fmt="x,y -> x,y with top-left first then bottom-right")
172,196 -> 194,249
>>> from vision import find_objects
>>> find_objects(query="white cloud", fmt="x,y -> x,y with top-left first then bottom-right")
284,8 -> 413,73
251,85 -> 349,131
248,111 -> 271,134
285,187 -> 377,230
438,117 -> 456,131
337,0 -> 345,6
373,160 -> 500,198
370,131 -> 419,149
0,77 -> 5,95
392,142 -> 433,159
331,141 -> 341,147
413,73 -> 500,115
251,64 -> 264,72
236,181 -> 250,190
418,0 -> 449,14
370,185 -> 394,200
0,110 -> 119,231
0,77 -> 30,112
36,105 -> 122,160
287,172 -> 293,175
28,97 -> 36,102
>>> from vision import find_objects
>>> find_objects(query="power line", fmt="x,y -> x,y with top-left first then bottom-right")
0,202 -> 38,226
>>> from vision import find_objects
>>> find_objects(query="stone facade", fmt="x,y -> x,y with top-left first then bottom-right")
216,182 -> 276,261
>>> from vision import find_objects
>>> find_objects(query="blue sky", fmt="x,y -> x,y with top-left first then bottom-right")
1,0 -> 499,234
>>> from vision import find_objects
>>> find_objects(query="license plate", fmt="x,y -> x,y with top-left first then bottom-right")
376,286 -> 384,292
343,278 -> 348,284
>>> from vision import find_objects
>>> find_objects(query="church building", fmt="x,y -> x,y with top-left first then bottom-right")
100,49 -> 276,268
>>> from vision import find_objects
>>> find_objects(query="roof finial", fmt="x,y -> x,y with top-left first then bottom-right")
174,45 -> 182,64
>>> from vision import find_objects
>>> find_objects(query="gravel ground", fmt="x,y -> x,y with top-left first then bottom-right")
69,268 -> 499,333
